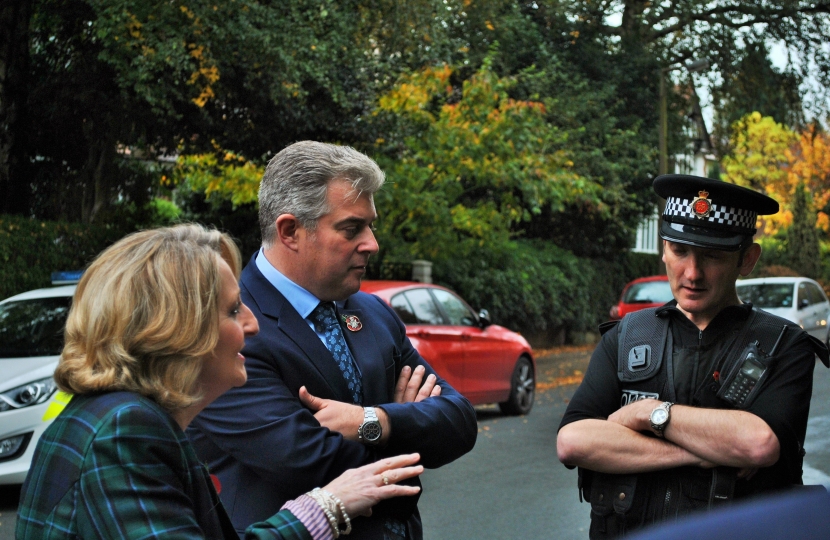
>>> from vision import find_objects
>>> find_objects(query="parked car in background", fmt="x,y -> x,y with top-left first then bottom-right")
360,280 -> 535,415
736,277 -> 830,341
609,275 -> 673,320
0,275 -> 78,485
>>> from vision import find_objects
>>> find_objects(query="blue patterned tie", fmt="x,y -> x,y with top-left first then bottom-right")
310,302 -> 363,404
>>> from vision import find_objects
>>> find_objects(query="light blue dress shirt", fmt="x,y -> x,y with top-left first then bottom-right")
254,249 -> 356,361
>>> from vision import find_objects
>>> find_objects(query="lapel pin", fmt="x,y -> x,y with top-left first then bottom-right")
342,314 -> 363,332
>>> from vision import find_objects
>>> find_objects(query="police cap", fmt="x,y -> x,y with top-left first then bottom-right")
653,174 -> 778,251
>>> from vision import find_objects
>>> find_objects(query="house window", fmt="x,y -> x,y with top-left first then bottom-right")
633,212 -> 659,254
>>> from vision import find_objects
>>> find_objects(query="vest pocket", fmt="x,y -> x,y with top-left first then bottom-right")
588,473 -> 638,538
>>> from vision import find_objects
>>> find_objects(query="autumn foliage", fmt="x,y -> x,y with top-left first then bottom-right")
722,112 -> 830,235
373,58 -> 602,260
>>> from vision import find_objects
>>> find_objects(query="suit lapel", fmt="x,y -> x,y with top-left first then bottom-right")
240,258 -> 354,403
339,303 -> 388,406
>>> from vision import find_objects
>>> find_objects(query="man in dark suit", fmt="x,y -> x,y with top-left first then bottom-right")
188,141 -> 478,540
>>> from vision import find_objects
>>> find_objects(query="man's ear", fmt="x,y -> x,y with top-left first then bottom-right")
275,214 -> 302,251
739,243 -> 762,277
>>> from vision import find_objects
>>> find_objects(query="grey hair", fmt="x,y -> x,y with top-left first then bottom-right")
258,141 -> 385,247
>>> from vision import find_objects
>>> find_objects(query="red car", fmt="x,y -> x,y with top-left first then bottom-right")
609,275 -> 673,320
360,280 -> 535,415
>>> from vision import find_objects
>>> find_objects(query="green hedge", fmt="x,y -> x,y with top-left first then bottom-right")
0,215 -> 127,300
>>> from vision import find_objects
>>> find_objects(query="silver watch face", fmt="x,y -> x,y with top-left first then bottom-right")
651,408 -> 669,425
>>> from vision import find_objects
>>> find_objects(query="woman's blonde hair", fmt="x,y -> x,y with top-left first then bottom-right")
54,224 -> 242,411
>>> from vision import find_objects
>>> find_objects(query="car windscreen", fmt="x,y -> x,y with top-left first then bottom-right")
736,283 -> 794,308
622,281 -> 673,304
0,297 -> 71,357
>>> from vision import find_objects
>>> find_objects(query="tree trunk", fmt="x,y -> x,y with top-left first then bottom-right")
80,121 -> 116,224
620,0 -> 647,41
0,0 -> 33,216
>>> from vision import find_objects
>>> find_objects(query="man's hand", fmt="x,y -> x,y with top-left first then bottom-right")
607,398 -> 660,434
299,387 -> 393,444
299,386 -> 364,442
394,365 -> 441,403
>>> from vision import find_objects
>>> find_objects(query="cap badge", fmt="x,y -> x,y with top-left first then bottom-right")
342,314 -> 363,332
690,190 -> 712,218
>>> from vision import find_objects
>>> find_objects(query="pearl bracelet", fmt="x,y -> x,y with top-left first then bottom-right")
307,488 -> 352,537
324,489 -> 352,536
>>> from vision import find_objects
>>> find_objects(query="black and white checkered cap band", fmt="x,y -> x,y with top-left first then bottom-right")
663,196 -> 757,231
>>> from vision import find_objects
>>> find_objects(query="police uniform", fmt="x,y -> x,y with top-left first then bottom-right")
559,175 -> 829,538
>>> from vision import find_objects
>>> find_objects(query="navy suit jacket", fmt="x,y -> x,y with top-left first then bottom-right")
629,487 -> 830,540
188,256 -> 477,538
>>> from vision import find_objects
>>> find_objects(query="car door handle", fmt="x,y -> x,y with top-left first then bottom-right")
461,333 -> 472,341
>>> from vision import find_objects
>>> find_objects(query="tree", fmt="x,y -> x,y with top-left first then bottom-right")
711,42 -> 804,156
3,0 -> 466,222
723,115 -> 830,237
787,181 -> 820,278
0,0 -> 33,216
787,124 -> 830,233
525,1 -> 830,182
372,57 -> 603,263
170,149 -> 262,209
721,112 -> 796,234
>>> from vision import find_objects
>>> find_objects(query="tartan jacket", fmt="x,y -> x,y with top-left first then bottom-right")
16,391 -> 313,540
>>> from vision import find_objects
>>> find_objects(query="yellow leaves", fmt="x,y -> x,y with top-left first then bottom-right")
171,149 -> 263,207
378,64 -> 456,116
282,81 -> 301,98
201,66 -> 219,83
787,125 -> 830,232
187,43 -> 220,107
372,59 -> 595,251
189,44 -> 204,60
128,16 -> 142,39
723,113 -> 830,234
485,21 -> 495,31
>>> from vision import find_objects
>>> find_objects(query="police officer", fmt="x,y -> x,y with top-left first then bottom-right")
556,174 -> 829,539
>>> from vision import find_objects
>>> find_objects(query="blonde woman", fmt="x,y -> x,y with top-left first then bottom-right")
17,224 -> 421,540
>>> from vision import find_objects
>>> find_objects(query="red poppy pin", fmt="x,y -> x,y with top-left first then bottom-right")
343,314 -> 363,332
691,190 -> 712,218
210,474 -> 222,494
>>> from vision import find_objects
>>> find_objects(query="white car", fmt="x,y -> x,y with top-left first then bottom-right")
0,279 -> 77,485
736,277 -> 830,341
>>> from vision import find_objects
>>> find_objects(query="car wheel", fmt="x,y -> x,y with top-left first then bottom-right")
499,356 -> 535,415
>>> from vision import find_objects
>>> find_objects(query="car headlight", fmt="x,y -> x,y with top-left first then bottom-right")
0,377 -> 58,412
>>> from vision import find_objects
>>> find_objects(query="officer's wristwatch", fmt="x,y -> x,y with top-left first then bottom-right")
358,407 -> 382,445
649,401 -> 673,437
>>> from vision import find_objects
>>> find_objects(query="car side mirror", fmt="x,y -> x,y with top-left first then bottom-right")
799,298 -> 810,310
478,309 -> 492,328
